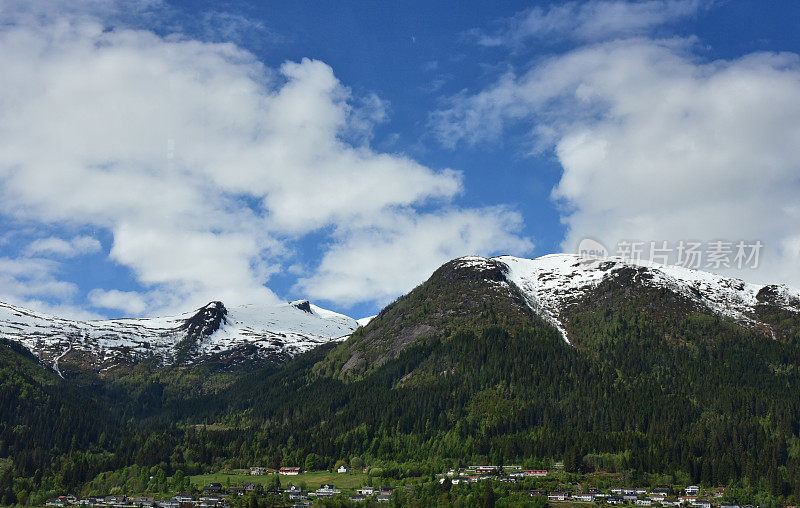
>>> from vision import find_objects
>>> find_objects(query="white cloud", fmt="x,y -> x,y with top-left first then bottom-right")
476,0 -> 708,47
434,38 -> 800,287
0,5 -> 531,314
26,235 -> 102,257
297,207 -> 534,305
88,288 -> 147,315
0,256 -> 101,319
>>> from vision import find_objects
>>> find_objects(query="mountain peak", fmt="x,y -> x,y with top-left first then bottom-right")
290,299 -> 313,313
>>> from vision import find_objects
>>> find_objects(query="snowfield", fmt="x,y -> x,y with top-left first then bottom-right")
495,254 -> 800,344
0,299 -> 358,371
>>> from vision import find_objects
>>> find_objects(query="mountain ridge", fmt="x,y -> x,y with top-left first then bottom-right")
0,298 -> 359,374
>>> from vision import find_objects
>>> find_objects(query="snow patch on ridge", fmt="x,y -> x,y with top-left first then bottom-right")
0,299 -> 358,371
494,253 -> 800,344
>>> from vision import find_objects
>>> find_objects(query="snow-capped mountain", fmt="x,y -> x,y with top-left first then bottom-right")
0,299 -> 359,373
453,254 -> 800,344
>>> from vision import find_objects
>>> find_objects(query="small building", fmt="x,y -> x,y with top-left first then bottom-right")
524,469 -> 548,477
311,484 -> 341,497
279,466 -> 301,475
198,496 -> 223,507
288,491 -> 309,501
337,465 -> 349,473
173,493 -> 194,503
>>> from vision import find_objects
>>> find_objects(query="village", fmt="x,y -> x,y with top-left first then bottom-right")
44,465 -> 755,508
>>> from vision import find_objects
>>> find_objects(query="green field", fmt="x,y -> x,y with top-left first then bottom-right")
190,470 -> 370,492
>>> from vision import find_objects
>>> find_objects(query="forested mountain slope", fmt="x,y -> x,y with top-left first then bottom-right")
1,254 -> 800,504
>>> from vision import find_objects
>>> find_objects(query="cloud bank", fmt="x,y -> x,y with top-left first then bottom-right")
434,34 -> 800,286
0,4 -> 531,316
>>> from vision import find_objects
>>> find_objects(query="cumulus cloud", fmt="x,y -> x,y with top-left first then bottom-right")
0,4 -> 531,314
26,235 -> 102,258
88,288 -> 147,315
475,0 -> 708,47
0,256 -> 101,319
297,207 -> 534,305
433,38 -> 800,287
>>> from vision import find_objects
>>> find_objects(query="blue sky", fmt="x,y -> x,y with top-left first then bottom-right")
1,0 -> 800,320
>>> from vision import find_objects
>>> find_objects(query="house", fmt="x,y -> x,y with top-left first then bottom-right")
243,482 -> 256,493
572,494 -> 593,502
173,494 -> 194,503
691,501 -> 711,508
720,504 -> 741,508
203,483 -> 222,494
279,466 -> 301,475
46,499 -> 66,507
475,466 -> 499,474
635,500 -> 653,506
376,494 -> 392,503
451,479 -> 461,485
606,497 -> 624,505
661,501 -> 682,507
249,467 -> 268,475
227,487 -> 245,496
357,487 -> 376,496
623,494 -> 639,502
503,465 -> 522,471
548,492 -> 568,502
379,487 -> 394,496
685,486 -> 700,496
337,465 -> 349,473
132,497 -> 155,506
288,491 -> 309,501
529,490 -> 546,497
311,485 -> 340,497
349,495 -> 366,502
198,496 -> 223,507
524,469 -> 548,477
680,495 -> 698,504
159,501 -> 179,508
